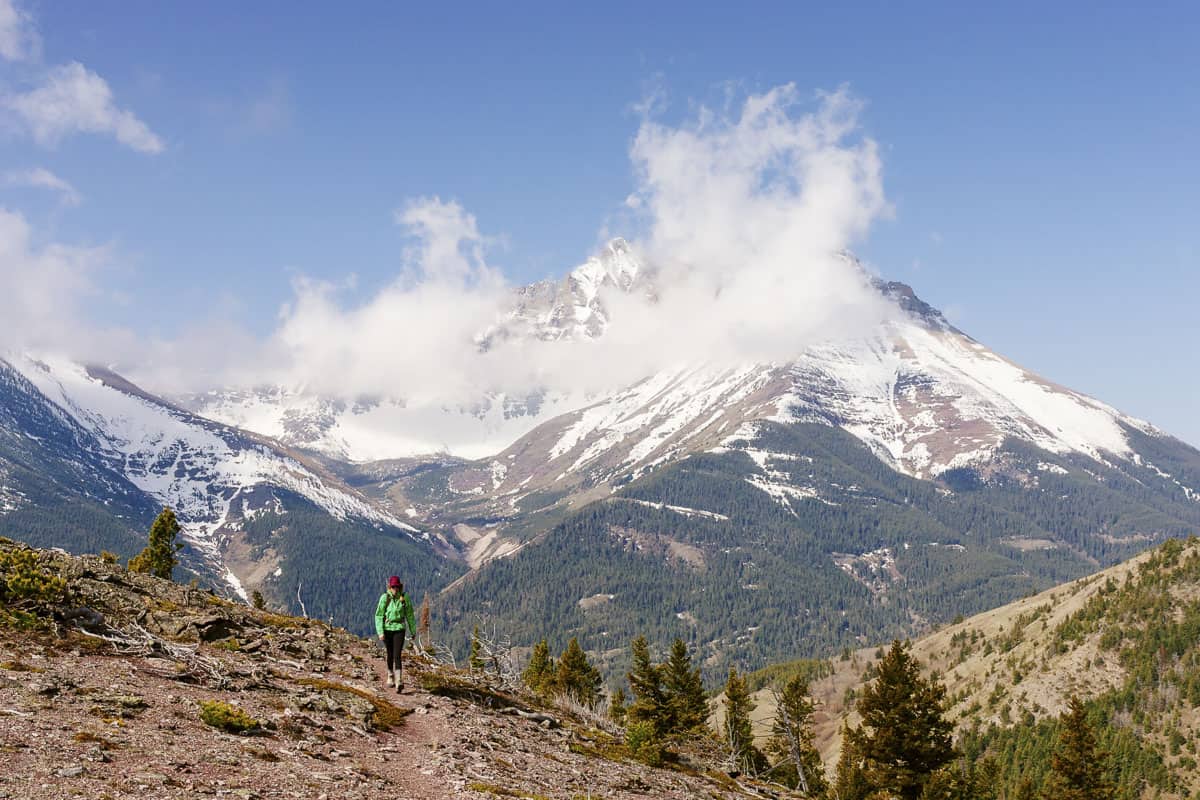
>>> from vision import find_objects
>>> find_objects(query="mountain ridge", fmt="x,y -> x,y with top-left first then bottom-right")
3,242 -> 1198,675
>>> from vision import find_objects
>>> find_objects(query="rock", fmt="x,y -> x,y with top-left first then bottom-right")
61,606 -> 105,629
55,766 -> 85,778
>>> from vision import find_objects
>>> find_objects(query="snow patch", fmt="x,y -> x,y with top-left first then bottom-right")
622,498 -> 730,521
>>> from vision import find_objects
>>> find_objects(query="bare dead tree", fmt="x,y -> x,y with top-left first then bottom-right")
770,685 -> 811,795
470,614 -> 520,689
295,581 -> 308,618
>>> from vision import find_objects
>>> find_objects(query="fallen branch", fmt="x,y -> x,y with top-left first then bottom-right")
498,707 -> 559,727
74,622 -> 232,688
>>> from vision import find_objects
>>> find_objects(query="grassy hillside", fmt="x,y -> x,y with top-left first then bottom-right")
746,536 -> 1200,798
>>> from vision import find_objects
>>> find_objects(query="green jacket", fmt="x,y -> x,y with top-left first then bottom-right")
375,590 -> 416,637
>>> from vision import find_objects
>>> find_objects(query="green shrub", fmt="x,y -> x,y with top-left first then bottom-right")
0,547 -> 66,608
198,700 -> 259,734
625,720 -> 664,767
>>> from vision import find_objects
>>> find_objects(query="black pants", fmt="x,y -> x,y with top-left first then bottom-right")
383,629 -> 406,674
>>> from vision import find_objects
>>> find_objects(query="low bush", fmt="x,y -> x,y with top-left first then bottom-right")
625,720 -> 664,767
198,700 -> 259,734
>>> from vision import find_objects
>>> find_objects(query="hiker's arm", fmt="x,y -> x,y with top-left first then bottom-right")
374,594 -> 387,638
404,594 -> 417,637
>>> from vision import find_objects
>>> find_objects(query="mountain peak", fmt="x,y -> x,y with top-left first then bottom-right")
568,237 -> 642,297
875,279 -> 954,330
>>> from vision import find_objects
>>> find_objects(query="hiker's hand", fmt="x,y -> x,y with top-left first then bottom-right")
378,634 -> 384,641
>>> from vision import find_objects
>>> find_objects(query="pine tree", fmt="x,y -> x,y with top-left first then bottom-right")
662,638 -> 708,733
523,638 -> 554,693
129,507 -> 183,581
609,686 -> 628,724
556,637 -> 602,706
1012,776 -> 1039,800
769,673 -> 826,796
251,590 -> 266,610
721,666 -> 763,776
852,639 -> 955,800
970,757 -> 1001,800
469,625 -> 484,671
833,724 -> 871,800
627,635 -> 669,735
1040,696 -> 1114,800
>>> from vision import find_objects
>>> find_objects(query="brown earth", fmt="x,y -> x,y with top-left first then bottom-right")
0,539 -> 778,800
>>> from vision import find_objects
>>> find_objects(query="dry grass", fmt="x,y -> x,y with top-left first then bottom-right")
751,542 -> 1194,772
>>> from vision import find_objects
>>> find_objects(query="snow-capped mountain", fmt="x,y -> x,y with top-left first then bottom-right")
4,240 -> 1199,667
485,237 -> 646,344
181,241 -> 1171,492
176,238 -> 648,462
0,354 -> 424,598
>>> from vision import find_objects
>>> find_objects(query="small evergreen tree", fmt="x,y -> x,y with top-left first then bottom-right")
833,723 -> 871,800
852,639 -> 956,800
769,673 -> 826,796
251,590 -> 266,610
556,637 -> 602,706
523,638 -> 555,693
662,638 -> 708,733
627,635 -> 669,735
469,625 -> 484,671
129,507 -> 183,581
609,686 -> 628,724
1040,696 -> 1115,800
1012,776 -> 1039,800
720,666 -> 763,775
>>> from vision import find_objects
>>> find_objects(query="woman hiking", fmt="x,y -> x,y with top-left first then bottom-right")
375,575 -> 416,693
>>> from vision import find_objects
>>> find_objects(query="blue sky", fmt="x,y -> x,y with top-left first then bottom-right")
2,1 -> 1198,445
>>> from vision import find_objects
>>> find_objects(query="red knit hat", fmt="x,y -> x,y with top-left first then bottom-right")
388,575 -> 401,589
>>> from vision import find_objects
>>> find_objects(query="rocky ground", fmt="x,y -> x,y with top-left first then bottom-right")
0,540 -> 781,799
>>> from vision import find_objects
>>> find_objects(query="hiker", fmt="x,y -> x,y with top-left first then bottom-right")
375,575 -> 416,692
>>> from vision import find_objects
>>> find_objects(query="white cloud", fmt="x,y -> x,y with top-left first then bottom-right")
4,167 -> 81,206
227,84 -> 896,405
0,207 -> 108,351
5,62 -> 164,153
0,0 -> 38,62
13,83 -> 902,455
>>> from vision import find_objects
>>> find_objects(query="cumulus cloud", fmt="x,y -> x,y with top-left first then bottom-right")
266,198 -> 511,401
9,82 -> 899,452
4,167 -> 81,206
0,207 -> 109,352
0,0 -> 38,62
233,84 -> 895,404
5,62 -> 164,153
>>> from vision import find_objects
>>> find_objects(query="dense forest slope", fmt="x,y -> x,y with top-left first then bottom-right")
437,421 -> 1200,680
